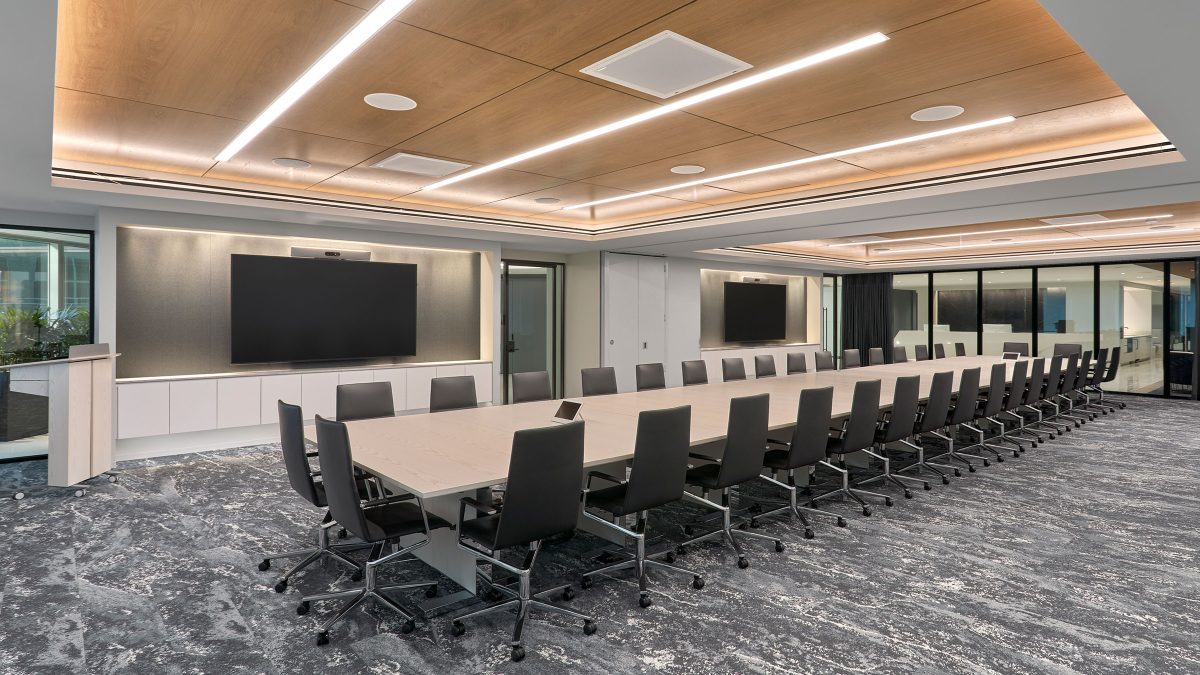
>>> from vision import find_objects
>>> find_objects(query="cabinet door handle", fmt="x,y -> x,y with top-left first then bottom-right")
643,341 -> 648,349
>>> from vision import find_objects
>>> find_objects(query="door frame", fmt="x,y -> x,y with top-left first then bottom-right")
500,259 -> 565,403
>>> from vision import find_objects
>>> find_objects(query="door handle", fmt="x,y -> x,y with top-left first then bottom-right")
643,341 -> 648,349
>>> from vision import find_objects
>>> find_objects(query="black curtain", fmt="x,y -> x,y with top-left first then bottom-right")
841,272 -> 894,362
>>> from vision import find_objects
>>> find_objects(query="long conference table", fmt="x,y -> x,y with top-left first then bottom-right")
306,355 -> 1020,593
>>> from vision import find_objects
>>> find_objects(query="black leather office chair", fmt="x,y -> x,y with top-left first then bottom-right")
677,394 -> 781,568
959,363 -> 1013,462
814,351 -> 835,372
511,371 -> 553,403
1031,356 -> 1073,435
812,380 -> 890,516
581,367 -> 618,396
1081,348 -> 1113,414
898,370 -> 961,482
450,421 -> 596,662
579,406 -> 704,607
842,349 -> 861,369
786,352 -> 807,374
933,343 -> 946,359
1015,357 -> 1052,441
299,416 -> 450,646
1097,348 -> 1125,408
868,347 -> 885,365
722,357 -> 747,382
989,359 -> 1032,455
1057,351 -> 1095,424
336,382 -> 395,421
681,360 -> 708,386
893,346 -> 908,363
954,343 -> 967,356
1053,343 -> 1083,357
430,376 -> 478,412
914,345 -> 930,361
1002,341 -> 1030,356
858,375 -> 927,498
758,386 -> 848,534
258,401 -> 365,592
635,363 -> 667,392
928,367 -> 990,471
999,359 -> 1044,446
754,354 -> 777,378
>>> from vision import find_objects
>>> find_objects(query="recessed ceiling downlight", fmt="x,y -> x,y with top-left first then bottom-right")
364,92 -> 417,111
670,164 -> 706,174
272,158 -> 312,169
992,237 -> 1014,243
534,197 -> 561,204
1149,224 -> 1177,231
910,105 -> 965,122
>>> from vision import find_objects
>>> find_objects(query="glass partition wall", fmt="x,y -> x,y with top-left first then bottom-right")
886,257 -> 1200,399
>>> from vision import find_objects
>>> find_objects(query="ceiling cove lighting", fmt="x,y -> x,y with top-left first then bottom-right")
828,214 -> 1174,248
214,0 -> 415,162
422,32 -> 889,191
874,227 -> 1197,254
562,115 -> 1015,211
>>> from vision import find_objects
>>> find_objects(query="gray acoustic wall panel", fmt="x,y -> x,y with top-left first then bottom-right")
699,269 -> 807,348
116,227 -> 480,378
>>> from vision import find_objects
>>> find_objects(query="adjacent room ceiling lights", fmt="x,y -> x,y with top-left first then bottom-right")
421,32 -> 889,191
827,214 -> 1174,247
562,116 -> 1016,211
214,0 -> 415,162
874,227 -> 1196,254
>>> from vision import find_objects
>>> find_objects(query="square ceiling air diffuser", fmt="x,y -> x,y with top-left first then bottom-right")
371,152 -> 471,177
580,30 -> 752,99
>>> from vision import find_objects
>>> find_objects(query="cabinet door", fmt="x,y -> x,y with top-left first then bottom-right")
638,257 -> 667,370
602,253 -> 642,393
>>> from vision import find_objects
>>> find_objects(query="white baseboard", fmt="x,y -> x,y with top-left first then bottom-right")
115,423 -> 278,461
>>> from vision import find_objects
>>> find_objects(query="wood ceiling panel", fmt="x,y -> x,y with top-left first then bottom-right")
52,88 -> 236,176
558,0 -> 981,103
685,0 -> 1085,134
831,97 -> 1162,176
204,129 -> 387,190
379,0 -> 693,69
765,54 -> 1125,153
400,71 -> 747,179
472,181 -> 699,218
274,20 -> 544,146
56,0 -> 364,121
394,170 -> 568,209
701,160 -> 884,197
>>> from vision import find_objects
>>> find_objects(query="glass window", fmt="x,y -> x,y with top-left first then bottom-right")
891,273 -> 928,360
933,271 -> 977,356
981,268 -> 1033,356
1037,266 -> 1094,358
1099,263 -> 1164,394
1167,261 -> 1195,398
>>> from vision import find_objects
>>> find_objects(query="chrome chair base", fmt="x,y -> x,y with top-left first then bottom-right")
260,516 -> 368,593
579,510 -> 704,607
856,445 -> 929,498
677,489 -> 784,568
753,470 -> 850,533
810,458 -> 892,517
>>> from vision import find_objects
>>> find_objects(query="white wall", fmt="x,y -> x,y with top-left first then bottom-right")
563,251 -> 601,397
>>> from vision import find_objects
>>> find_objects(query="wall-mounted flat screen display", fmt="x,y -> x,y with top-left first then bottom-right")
230,254 -> 417,363
723,282 -> 787,342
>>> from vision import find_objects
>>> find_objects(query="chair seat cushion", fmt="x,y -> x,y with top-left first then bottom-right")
363,501 -> 451,542
459,513 -> 501,549
763,448 -> 793,469
586,483 -> 630,516
685,463 -> 722,490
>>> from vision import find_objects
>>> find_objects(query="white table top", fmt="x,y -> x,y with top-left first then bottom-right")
306,355 -> 1023,499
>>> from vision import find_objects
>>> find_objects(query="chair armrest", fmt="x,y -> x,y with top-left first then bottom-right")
688,451 -> 720,463
586,470 -> 625,489
362,493 -> 414,509
459,495 -> 498,516
306,450 -> 319,458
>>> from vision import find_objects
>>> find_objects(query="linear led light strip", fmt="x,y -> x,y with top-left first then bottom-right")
562,116 -> 1016,211
214,0 -> 415,162
875,227 -> 1197,254
831,214 -> 1175,248
422,32 -> 889,191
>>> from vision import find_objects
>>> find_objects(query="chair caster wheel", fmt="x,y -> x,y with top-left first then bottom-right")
258,559 -> 271,572
982,460 -> 991,467
862,507 -> 873,517
351,569 -> 363,582
583,620 -> 597,636
748,503 -> 762,514
663,552 -> 676,564
836,517 -> 848,528
903,491 -> 913,500
737,522 -> 748,531
675,545 -> 687,556
561,586 -> 575,602
108,474 -> 118,483
451,621 -> 466,637
580,576 -> 593,590
316,631 -> 329,646
967,465 -> 976,473
749,518 -> 760,528
923,481 -> 932,490
485,588 -> 504,602
337,528 -> 348,539
638,594 -> 652,608
941,477 -> 950,485
1013,451 -> 1020,458
74,489 -> 86,498
953,469 -> 962,477
425,585 -> 439,599
737,557 -> 749,569
13,492 -> 24,501
996,456 -> 1004,463
401,619 -> 415,634
774,540 -> 784,553
274,580 -> 287,593
803,528 -> 815,540
692,575 -> 705,590
683,525 -> 694,536
885,497 -> 894,507
511,646 -> 526,662
296,601 -> 310,616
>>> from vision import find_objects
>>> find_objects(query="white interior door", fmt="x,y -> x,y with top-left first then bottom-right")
602,253 -> 641,393
638,257 -> 667,374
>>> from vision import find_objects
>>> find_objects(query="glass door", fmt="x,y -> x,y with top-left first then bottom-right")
1167,260 -> 1196,398
500,260 -> 563,403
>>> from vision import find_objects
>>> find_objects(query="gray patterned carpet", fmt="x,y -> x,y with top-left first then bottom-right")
1,395 -> 1197,674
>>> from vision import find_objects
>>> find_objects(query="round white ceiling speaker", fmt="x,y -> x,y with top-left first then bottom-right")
272,158 -> 311,169
534,197 -> 561,204
364,93 -> 417,111
910,105 -> 965,122
670,164 -> 706,174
